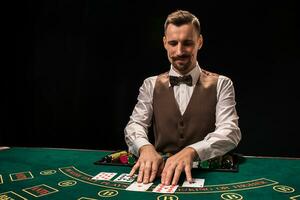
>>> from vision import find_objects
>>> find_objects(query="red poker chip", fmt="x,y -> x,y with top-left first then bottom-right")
119,155 -> 128,164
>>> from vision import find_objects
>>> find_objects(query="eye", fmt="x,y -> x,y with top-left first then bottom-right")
182,40 -> 194,46
168,41 -> 178,46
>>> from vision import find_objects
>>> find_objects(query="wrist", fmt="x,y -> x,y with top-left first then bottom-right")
185,147 -> 198,159
139,144 -> 155,154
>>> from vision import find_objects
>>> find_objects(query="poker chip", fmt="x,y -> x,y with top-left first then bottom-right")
111,151 -> 127,162
127,154 -> 136,165
209,157 -> 222,169
221,155 -> 234,169
119,155 -> 128,164
200,160 -> 210,169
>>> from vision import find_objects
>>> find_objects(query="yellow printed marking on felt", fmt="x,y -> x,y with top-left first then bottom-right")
98,189 -> 118,197
290,194 -> 300,200
0,191 -> 28,200
9,171 -> 34,181
40,170 -> 57,176
77,197 -> 97,200
58,180 -> 77,187
221,193 -> 243,200
157,194 -> 179,200
22,184 -> 59,197
273,185 -> 295,193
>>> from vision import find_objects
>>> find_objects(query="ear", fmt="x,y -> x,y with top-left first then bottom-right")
197,34 -> 203,50
163,36 -> 167,50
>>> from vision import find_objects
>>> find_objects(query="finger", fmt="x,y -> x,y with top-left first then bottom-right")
143,161 -> 152,183
129,162 -> 140,176
184,164 -> 193,183
164,164 -> 175,186
137,162 -> 145,183
149,162 -> 158,182
160,162 -> 169,184
172,165 -> 183,186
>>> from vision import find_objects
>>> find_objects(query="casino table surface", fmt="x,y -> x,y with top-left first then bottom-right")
0,147 -> 299,200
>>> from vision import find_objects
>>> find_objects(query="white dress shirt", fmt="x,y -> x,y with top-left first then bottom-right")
124,63 -> 241,161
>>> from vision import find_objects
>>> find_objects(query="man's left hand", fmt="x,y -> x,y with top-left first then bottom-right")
161,147 -> 197,185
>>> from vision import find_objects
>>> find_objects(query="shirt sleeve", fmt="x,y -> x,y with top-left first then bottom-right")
124,76 -> 156,156
187,76 -> 242,161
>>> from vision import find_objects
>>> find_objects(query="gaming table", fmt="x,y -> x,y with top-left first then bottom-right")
0,147 -> 299,200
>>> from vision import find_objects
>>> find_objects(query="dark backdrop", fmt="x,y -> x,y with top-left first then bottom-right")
3,0 -> 300,157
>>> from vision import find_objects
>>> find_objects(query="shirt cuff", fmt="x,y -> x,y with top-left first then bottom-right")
129,138 -> 151,157
187,141 -> 212,161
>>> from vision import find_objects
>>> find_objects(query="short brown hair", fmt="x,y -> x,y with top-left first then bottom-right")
164,10 -> 201,35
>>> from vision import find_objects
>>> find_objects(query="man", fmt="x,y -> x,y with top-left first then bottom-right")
124,10 -> 241,186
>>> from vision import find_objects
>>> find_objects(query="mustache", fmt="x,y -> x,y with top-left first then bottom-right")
172,55 -> 190,60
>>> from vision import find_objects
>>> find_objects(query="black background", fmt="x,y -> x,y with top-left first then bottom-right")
3,0 -> 300,157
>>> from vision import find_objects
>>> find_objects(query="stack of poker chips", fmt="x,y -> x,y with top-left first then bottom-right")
100,150 -> 128,163
221,154 -> 234,169
100,150 -> 137,166
119,153 -> 136,166
199,154 -> 234,169
199,160 -> 210,169
209,156 -> 223,169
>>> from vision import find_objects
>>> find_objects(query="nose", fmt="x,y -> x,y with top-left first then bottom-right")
176,43 -> 184,56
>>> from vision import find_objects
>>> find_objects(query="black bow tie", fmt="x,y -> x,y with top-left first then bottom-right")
169,75 -> 193,87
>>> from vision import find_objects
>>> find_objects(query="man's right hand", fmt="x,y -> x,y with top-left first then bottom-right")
129,144 -> 164,184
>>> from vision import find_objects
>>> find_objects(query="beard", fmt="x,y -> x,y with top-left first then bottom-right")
171,55 -> 192,73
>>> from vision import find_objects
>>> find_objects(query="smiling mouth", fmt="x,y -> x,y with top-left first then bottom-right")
175,58 -> 188,62
174,55 -> 189,61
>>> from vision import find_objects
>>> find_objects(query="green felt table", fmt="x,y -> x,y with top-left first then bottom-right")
0,147 -> 299,200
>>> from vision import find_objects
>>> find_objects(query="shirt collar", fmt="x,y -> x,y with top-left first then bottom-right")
169,62 -> 202,86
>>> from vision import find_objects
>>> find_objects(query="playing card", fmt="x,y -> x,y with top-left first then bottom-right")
192,161 -> 199,168
152,184 -> 178,193
113,173 -> 137,183
126,181 -> 153,192
92,172 -> 117,180
182,178 -> 205,187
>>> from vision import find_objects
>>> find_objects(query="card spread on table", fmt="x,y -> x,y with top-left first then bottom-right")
152,184 -> 179,193
92,172 -> 117,180
126,181 -> 153,191
113,173 -> 137,183
182,178 -> 205,187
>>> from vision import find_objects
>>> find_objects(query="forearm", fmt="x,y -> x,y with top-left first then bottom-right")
188,125 -> 241,161
124,119 -> 152,157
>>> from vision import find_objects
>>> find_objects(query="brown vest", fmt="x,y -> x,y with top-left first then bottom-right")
153,69 -> 219,154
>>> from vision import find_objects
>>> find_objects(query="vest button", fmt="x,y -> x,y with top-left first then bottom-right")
180,134 -> 184,139
180,121 -> 184,126
178,119 -> 184,127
